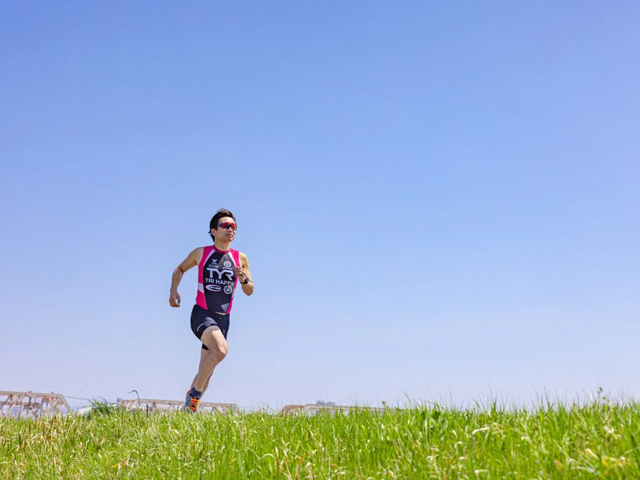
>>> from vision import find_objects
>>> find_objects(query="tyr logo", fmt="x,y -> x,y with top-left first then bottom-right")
206,268 -> 234,281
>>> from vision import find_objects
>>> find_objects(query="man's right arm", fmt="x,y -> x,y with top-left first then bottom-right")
169,247 -> 203,307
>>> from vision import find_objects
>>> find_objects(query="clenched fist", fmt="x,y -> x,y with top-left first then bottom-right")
236,266 -> 248,283
169,290 -> 181,307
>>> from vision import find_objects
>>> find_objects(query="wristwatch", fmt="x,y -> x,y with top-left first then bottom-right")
242,277 -> 250,285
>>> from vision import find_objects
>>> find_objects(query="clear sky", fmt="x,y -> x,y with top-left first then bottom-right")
1,1 -> 639,410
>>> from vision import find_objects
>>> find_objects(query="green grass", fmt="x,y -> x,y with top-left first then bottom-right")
1,399 -> 639,479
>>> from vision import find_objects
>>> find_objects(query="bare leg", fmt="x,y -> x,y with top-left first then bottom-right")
201,370 -> 214,395
192,326 -> 228,392
189,350 -> 215,395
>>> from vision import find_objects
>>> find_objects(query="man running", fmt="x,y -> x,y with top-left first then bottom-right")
169,208 -> 253,412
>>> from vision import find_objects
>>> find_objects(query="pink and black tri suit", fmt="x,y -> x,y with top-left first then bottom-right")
190,245 -> 241,349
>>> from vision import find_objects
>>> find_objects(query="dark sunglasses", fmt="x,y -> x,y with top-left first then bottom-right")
218,222 -> 237,231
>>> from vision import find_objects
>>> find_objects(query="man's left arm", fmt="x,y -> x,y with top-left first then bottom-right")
237,252 -> 254,296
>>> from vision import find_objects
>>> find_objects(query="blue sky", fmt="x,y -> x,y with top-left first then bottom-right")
1,1 -> 639,410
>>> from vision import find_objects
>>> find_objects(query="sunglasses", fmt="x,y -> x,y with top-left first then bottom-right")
218,222 -> 237,231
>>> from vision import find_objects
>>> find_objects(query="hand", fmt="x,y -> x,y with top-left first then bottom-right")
236,267 -> 247,283
169,291 -> 181,307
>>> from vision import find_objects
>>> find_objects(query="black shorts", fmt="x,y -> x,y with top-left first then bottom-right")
190,304 -> 230,350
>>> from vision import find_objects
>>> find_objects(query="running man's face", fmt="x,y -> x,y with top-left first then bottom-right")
211,216 -> 236,243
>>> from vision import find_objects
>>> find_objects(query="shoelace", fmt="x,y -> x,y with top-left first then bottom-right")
188,397 -> 200,411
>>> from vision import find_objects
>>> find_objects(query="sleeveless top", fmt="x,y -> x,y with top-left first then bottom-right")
195,245 -> 241,314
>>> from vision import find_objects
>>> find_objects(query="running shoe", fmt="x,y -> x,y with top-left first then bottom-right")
184,387 -> 202,413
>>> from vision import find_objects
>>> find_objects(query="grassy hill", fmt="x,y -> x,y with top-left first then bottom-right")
1,400 -> 638,479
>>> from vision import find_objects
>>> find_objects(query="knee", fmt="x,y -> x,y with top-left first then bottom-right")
209,345 -> 228,364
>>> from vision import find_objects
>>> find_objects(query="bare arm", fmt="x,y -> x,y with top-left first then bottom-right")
169,247 -> 203,307
237,252 -> 254,296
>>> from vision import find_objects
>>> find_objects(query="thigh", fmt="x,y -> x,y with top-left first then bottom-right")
191,306 -> 217,340
200,325 -> 228,354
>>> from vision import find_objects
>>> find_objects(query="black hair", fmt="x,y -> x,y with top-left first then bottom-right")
209,209 -> 236,242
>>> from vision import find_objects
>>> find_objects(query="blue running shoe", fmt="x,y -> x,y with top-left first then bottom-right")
185,387 -> 202,413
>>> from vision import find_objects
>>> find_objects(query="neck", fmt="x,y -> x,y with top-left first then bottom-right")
214,240 -> 231,252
